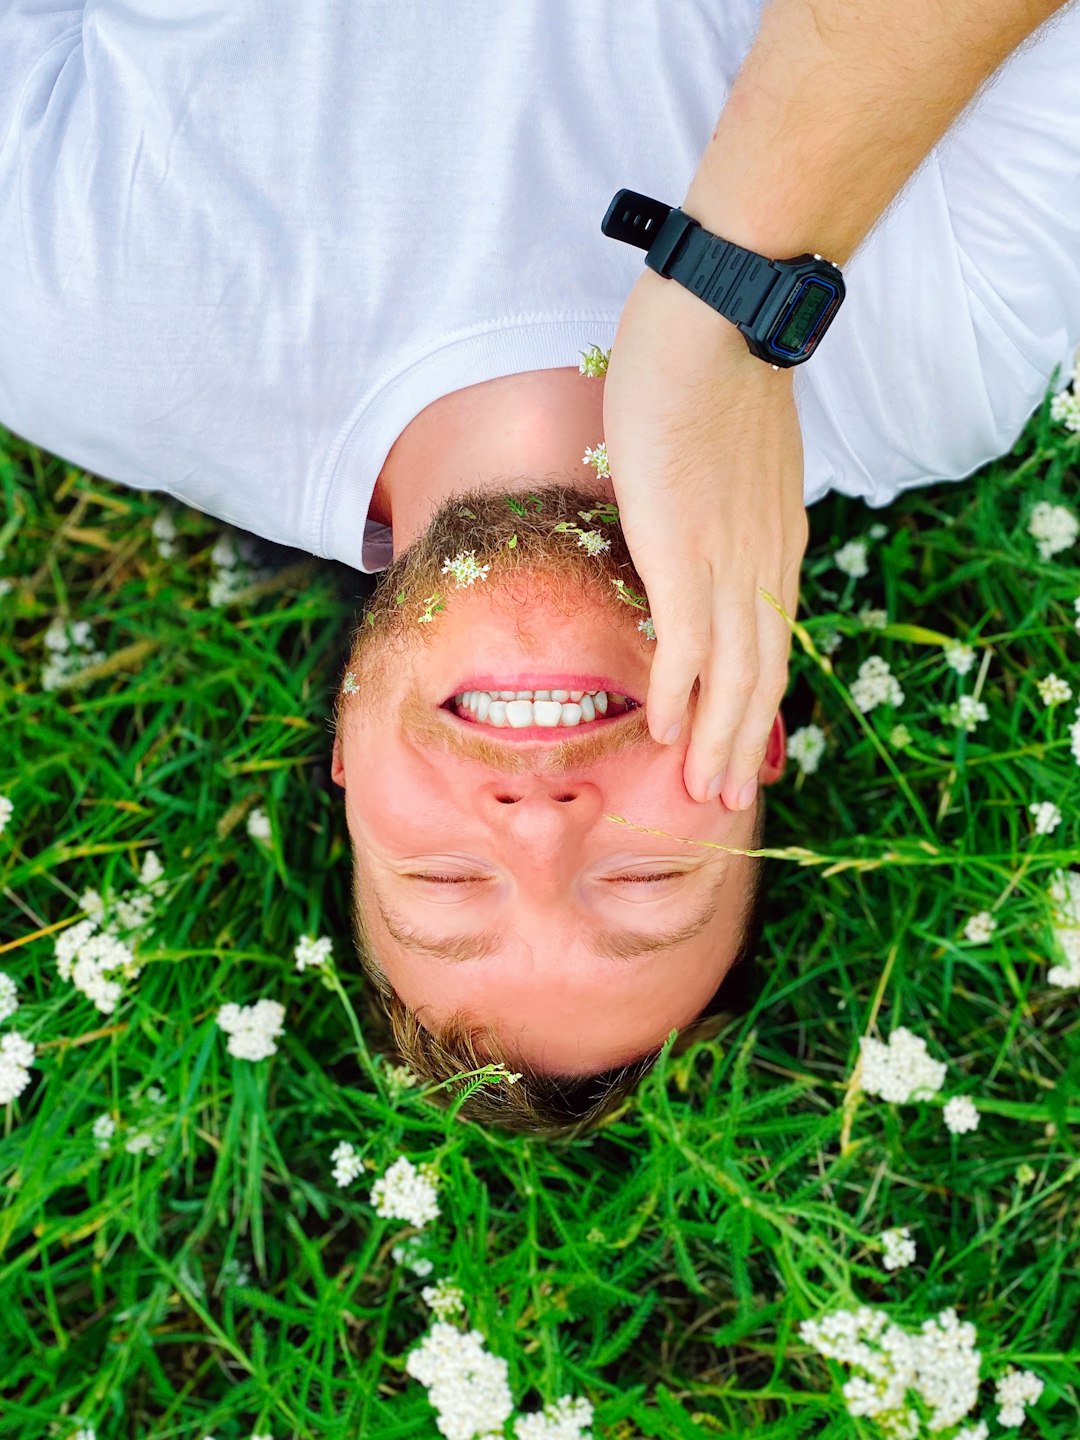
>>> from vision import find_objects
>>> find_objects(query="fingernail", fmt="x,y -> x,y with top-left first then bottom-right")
704,774 -> 723,802
663,723 -> 681,745
738,778 -> 758,810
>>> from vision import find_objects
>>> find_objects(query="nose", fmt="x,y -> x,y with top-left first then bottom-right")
483,778 -> 602,895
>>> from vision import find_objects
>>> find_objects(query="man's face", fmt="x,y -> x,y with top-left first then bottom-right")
332,482 -> 786,1076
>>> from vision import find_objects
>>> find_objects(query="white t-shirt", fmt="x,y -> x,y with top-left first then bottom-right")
2,1 -> 1079,574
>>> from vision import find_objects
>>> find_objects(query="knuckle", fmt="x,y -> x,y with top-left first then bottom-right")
731,664 -> 759,699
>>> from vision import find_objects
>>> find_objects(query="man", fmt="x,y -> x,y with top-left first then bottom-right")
2,1 -> 1078,1130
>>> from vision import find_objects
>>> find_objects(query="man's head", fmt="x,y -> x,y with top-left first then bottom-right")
331,480 -> 786,1127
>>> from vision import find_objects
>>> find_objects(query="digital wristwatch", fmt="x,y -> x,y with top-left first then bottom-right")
601,188 -> 845,369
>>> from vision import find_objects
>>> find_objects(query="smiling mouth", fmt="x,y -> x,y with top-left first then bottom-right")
439,687 -> 641,742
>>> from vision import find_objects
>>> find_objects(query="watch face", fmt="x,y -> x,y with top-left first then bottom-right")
768,277 -> 841,359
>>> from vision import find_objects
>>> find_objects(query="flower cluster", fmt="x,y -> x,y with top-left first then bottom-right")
879,1227 -> 917,1273
208,531 -> 267,606
293,934 -> 332,971
0,1031 -> 36,1105
0,971 -> 17,1023
216,999 -> 286,1061
422,1278 -> 466,1321
1049,347 -> 1080,431
859,606 -> 888,630
441,551 -> 491,588
247,807 -> 272,843
41,616 -> 106,691
963,911 -> 997,944
994,1367 -> 1044,1427
53,852 -> 167,1014
943,1096 -> 980,1135
834,539 -> 870,578
1047,867 -> 1080,987
851,656 -> 904,713
405,1323 -> 515,1440
637,615 -> 656,641
393,1235 -> 435,1277
577,344 -> 610,378
859,1028 -> 946,1104
581,441 -> 610,477
947,695 -> 989,733
151,509 -> 178,558
1029,801 -> 1062,836
514,1397 -> 594,1439
788,724 -> 827,775
330,1140 -> 364,1188
1027,500 -> 1078,561
799,1304 -> 981,1435
1036,673 -> 1072,707
0,793 -> 12,836
944,643 -> 977,676
370,1155 -> 441,1229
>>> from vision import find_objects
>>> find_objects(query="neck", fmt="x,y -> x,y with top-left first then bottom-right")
369,366 -> 613,556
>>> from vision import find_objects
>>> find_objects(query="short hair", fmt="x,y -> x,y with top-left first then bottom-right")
350,796 -> 769,1137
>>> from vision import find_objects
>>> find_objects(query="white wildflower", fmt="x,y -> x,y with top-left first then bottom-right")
944,644 -> 977,676
880,1227 -> 917,1272
422,1278 -> 466,1321
385,1062 -> 419,1093
1014,1162 -> 1036,1186
1029,801 -> 1062,835
817,627 -> 844,656
1075,596 -> 1080,634
139,851 -> 165,890
0,578 -> 11,598
955,1424 -> 989,1440
994,1367 -> 1044,1427
788,724 -> 827,775
868,523 -> 888,541
406,1322 -> 514,1440
889,723 -> 913,748
151,510 -> 177,558
79,889 -> 105,923
1051,388 -> 1080,432
0,794 -> 12,835
370,1155 -> 440,1229
341,670 -> 359,695
834,539 -> 870,578
581,442 -> 610,477
947,695 -> 989,733
0,971 -> 18,1022
850,655 -> 905,713
800,1305 -> 980,1433
859,1027 -> 947,1104
92,1113 -> 116,1149
208,530 -> 264,606
578,345 -> 610,378
637,615 -> 656,641
393,1235 -> 434,1277
1028,500 -> 1078,561
40,617 -> 106,691
216,999 -> 286,1061
124,1126 -> 164,1157
1036,672 -> 1072,707
293,933 -> 333,971
858,606 -> 888,630
576,529 -> 610,556
515,1396 -> 594,1440
330,1140 -> 364,1188
441,551 -> 490,588
1047,868 -> 1080,987
246,807 -> 272,843
54,922 -> 139,1015
963,911 -> 997,944
0,1030 -> 36,1104
943,1096 -> 980,1135
1071,709 -> 1080,767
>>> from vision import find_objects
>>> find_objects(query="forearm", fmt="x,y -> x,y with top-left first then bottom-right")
684,0 -> 1072,265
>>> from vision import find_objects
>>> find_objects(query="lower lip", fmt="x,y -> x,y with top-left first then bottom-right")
446,674 -> 642,703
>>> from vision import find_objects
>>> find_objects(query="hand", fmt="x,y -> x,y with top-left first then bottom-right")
603,267 -> 808,807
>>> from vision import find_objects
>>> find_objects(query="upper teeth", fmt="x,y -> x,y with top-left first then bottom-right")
452,689 -> 633,727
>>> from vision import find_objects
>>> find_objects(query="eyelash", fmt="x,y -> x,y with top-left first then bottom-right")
411,872 -> 683,884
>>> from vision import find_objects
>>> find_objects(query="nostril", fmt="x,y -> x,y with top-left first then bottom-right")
555,795 -> 575,802
496,795 -> 518,804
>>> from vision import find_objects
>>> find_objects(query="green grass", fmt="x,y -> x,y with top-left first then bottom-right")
0,395 -> 1077,1440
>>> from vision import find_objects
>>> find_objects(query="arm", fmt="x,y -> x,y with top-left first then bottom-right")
604,0 -> 1074,809
684,0 -> 1072,265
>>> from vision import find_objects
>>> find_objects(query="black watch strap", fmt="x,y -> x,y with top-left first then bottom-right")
601,191 -> 782,328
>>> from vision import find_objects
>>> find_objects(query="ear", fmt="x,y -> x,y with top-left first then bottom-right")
758,709 -> 787,787
331,734 -> 346,789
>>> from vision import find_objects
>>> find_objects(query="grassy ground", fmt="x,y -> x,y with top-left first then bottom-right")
0,392 -> 1077,1440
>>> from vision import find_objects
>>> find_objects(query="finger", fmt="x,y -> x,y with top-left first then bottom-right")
717,605 -> 793,811
640,559 -> 713,746
680,593 -> 760,802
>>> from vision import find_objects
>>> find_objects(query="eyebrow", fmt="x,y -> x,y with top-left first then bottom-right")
373,867 -> 729,964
